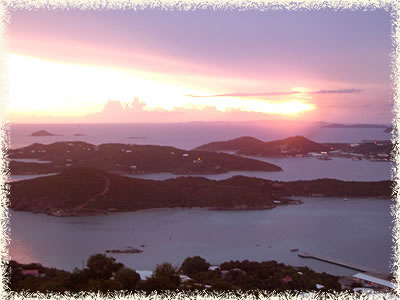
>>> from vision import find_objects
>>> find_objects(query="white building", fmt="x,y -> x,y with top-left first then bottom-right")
353,273 -> 394,290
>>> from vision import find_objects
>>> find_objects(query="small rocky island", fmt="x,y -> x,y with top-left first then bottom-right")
31,130 -> 60,137
105,247 -> 143,254
8,168 -> 391,217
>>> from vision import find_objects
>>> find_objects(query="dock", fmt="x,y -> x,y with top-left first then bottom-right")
298,252 -> 378,273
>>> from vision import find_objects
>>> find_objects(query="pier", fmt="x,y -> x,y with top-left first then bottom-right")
298,252 -> 378,273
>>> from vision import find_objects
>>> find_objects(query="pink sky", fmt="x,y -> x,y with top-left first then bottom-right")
5,9 -> 393,124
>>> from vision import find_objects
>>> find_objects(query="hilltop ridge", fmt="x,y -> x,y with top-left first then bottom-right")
8,141 -> 282,175
195,135 -> 392,158
9,168 -> 391,216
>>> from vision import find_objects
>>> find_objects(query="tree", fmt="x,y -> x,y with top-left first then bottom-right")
138,263 -> 181,291
84,278 -> 103,292
86,254 -> 123,280
114,267 -> 140,291
180,256 -> 210,276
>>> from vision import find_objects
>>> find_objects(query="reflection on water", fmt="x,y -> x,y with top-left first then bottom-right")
10,158 -> 52,164
7,173 -> 57,183
9,197 -> 393,276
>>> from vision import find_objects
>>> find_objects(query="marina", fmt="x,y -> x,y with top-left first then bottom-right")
298,252 -> 379,273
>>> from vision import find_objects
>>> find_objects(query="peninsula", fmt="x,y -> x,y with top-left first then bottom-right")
8,141 -> 282,175
9,168 -> 391,216
195,136 -> 392,160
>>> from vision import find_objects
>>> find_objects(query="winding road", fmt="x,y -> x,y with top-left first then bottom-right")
73,175 -> 110,210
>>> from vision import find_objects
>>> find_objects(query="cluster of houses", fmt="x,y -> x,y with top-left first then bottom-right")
11,262 -> 395,292
286,149 -> 390,162
277,140 -> 391,162
10,265 -> 46,278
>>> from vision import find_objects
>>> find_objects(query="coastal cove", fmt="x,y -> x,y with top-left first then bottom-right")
126,156 -> 391,182
7,156 -> 391,183
9,197 -> 393,277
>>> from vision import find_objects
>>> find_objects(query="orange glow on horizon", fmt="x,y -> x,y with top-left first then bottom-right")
6,54 -> 317,121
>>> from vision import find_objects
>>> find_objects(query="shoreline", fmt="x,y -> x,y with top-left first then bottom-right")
18,199 -> 303,217
10,196 -> 394,218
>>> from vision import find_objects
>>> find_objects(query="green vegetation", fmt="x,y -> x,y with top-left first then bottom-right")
8,254 -> 342,293
114,268 -> 141,291
137,263 -> 181,291
181,256 -> 210,277
9,168 -> 391,216
195,135 -> 392,158
86,254 -> 123,280
8,168 -> 293,215
8,141 -> 282,175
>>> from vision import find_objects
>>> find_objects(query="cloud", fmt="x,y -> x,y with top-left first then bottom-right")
185,88 -> 363,98
185,91 -> 299,98
310,88 -> 363,94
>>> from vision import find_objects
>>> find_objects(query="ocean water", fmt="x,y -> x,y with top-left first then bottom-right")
6,122 -> 393,182
9,198 -> 393,276
5,122 -> 395,278
6,122 -> 392,150
7,156 -> 391,183
125,157 -> 391,182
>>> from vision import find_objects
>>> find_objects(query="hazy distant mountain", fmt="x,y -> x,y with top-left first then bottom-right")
195,136 -> 329,156
323,123 -> 388,128
195,136 -> 392,157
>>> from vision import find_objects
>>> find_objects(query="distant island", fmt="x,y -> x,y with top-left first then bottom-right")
9,168 -> 391,216
129,136 -> 146,139
73,133 -> 85,136
8,141 -> 282,176
323,123 -> 388,128
195,136 -> 392,160
105,247 -> 143,254
31,130 -> 61,137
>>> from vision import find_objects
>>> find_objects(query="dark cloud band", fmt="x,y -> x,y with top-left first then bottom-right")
185,88 -> 362,98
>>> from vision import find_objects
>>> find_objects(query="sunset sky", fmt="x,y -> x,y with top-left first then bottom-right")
5,9 -> 393,123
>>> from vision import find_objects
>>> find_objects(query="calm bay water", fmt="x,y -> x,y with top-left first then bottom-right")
125,157 -> 391,182
7,156 -> 391,183
6,123 -> 395,277
9,198 -> 393,276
